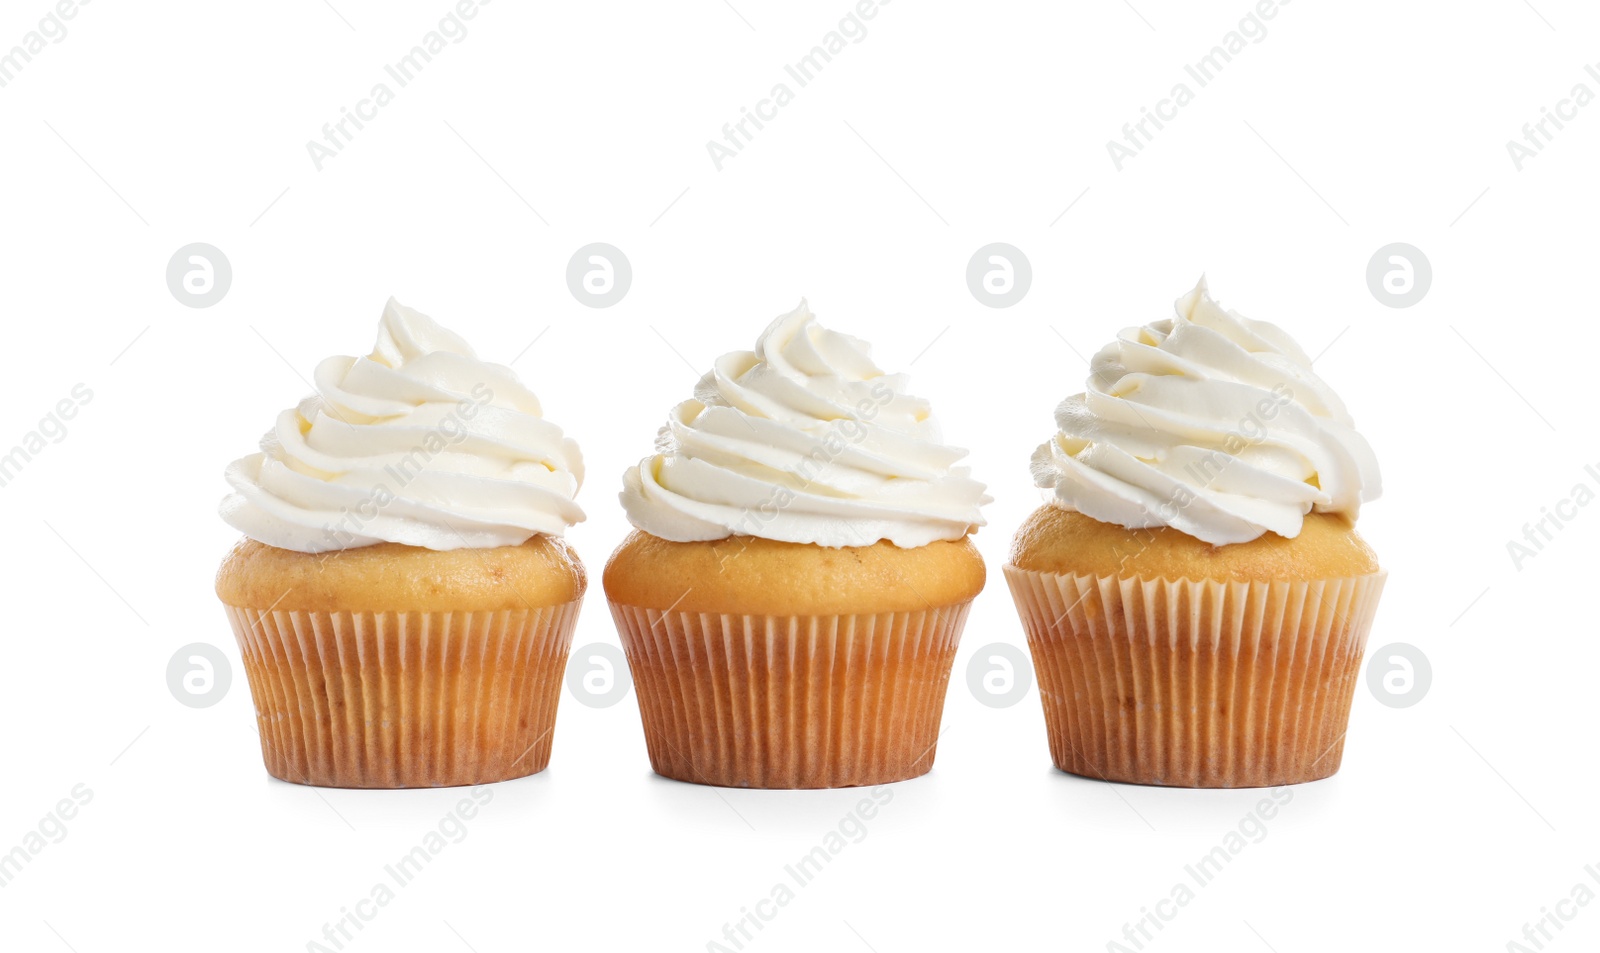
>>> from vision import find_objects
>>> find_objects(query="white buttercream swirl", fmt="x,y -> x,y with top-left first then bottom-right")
620,301 -> 989,548
1031,278 -> 1380,545
221,298 -> 584,553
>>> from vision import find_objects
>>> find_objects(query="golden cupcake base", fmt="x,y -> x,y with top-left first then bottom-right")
223,602 -> 582,788
609,602 -> 970,788
603,531 -> 986,789
216,536 -> 588,789
1005,564 -> 1386,788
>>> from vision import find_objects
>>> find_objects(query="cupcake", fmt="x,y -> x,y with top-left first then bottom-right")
1006,278 -> 1385,788
604,301 -> 990,789
215,298 -> 586,788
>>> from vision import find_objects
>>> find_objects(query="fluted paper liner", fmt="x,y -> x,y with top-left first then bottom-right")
1004,566 -> 1386,788
608,602 -> 971,789
222,601 -> 581,788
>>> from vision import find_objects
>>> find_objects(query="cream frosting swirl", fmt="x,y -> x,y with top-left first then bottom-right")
1032,278 -> 1380,546
620,301 -> 989,548
221,298 -> 584,553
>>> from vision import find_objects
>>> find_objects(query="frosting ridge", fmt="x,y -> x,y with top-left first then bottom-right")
621,300 -> 988,548
1031,278 -> 1380,545
221,298 -> 584,553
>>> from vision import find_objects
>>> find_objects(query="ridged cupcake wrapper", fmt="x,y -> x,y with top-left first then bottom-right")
1003,566 -> 1386,788
222,601 -> 582,789
608,602 -> 972,789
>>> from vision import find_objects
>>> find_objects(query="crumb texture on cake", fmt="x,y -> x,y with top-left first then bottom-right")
1008,504 -> 1378,581
216,536 -> 585,612
603,531 -> 985,615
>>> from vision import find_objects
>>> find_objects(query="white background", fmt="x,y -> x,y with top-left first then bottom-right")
1,1 -> 1595,950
